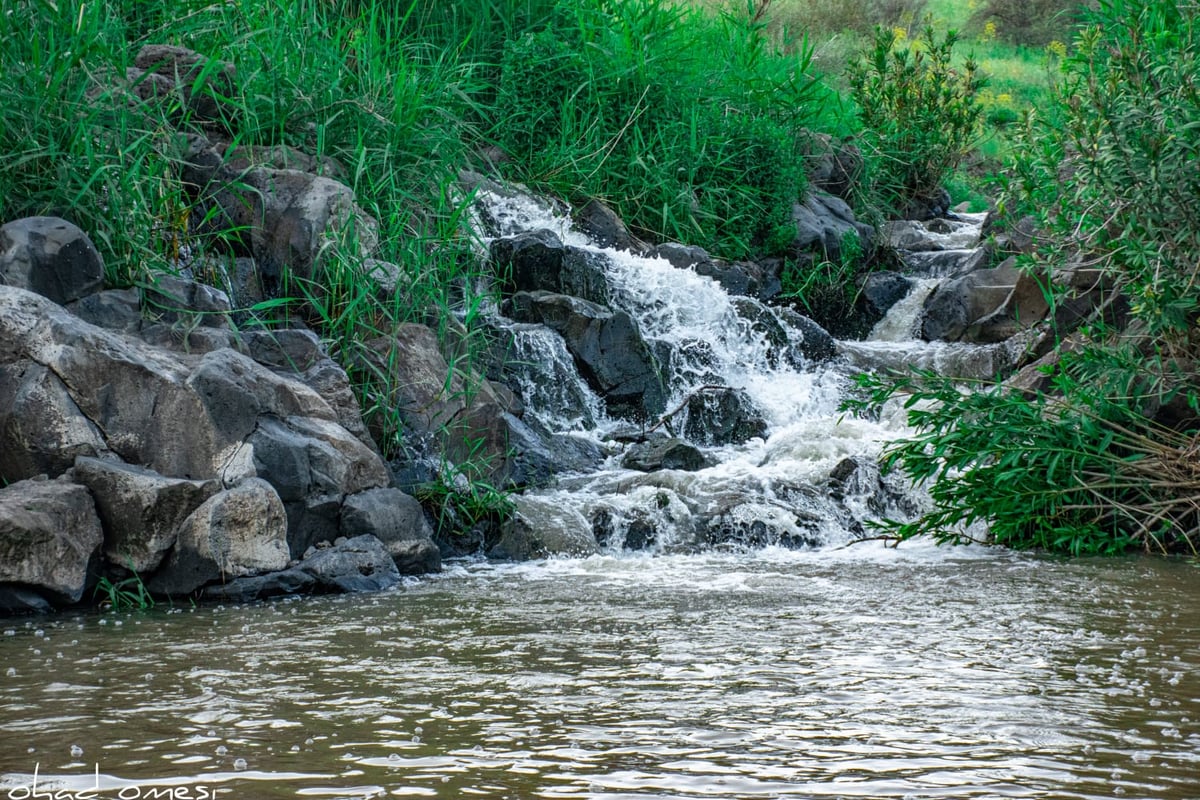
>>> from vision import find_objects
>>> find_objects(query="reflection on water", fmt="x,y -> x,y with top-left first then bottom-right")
1,543 -> 1198,799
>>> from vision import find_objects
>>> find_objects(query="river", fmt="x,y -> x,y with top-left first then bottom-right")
2,545 -> 1198,799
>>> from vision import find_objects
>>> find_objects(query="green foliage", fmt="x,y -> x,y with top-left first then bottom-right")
494,0 -> 826,258
850,346 -> 1200,555
94,572 -> 156,612
1002,0 -> 1200,341
848,24 -> 987,215
968,0 -> 1083,46
780,229 -> 864,322
415,460 -> 516,538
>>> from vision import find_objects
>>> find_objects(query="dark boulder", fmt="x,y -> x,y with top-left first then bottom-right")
341,487 -> 440,575
505,291 -> 665,419
683,390 -> 768,446
0,217 -> 105,305
622,437 -> 705,472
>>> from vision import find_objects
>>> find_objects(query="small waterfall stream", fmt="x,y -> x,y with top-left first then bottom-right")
473,187 -> 955,550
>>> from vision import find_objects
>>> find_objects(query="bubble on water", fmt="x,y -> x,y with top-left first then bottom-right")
32,649 -> 40,656
144,673 -> 154,682
5,668 -> 15,677
70,744 -> 83,758
34,629 -> 44,638
241,625 -> 251,634
216,745 -> 228,756
365,626 -> 382,636
3,630 -> 14,636
233,758 -> 247,771
98,619 -> 107,626
304,738 -> 315,746
91,657 -> 100,665
56,652 -> 63,659
412,736 -> 421,744
389,753 -> 401,761
414,726 -> 423,734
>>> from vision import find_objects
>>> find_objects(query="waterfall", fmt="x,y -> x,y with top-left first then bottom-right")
471,186 -> 928,551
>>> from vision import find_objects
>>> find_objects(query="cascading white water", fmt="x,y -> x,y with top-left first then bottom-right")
473,187 -> 921,550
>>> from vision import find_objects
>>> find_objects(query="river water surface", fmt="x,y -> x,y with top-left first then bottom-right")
2,545 -> 1198,800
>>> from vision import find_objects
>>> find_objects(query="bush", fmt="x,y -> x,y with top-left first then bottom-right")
968,0 -> 1085,46
493,0 -> 824,259
862,0 -> 1200,555
847,24 -> 986,216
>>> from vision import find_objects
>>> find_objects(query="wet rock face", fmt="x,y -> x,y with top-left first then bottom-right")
622,438 -> 706,472
0,477 -> 103,607
791,190 -> 875,261
0,217 -> 105,305
488,495 -> 598,561
505,291 -> 665,420
490,230 -> 613,306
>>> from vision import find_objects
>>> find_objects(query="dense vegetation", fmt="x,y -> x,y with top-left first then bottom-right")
861,0 -> 1200,555
7,0 -> 1191,555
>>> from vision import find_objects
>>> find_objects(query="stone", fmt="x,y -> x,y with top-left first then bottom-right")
73,456 -> 217,574
683,389 -> 768,446
694,259 -> 765,298
574,198 -> 644,252
922,257 -> 1051,343
67,289 -> 142,332
360,323 -> 517,481
218,143 -> 348,183
292,534 -> 401,593
0,217 -> 105,305
505,291 -> 665,419
341,488 -> 440,575
771,307 -> 838,364
0,477 -> 102,604
0,585 -> 54,614
490,231 -> 612,306
134,44 -> 237,124
861,271 -> 914,318
0,361 -> 108,482
147,478 -> 289,596
652,242 -> 710,270
488,495 -> 598,560
499,412 -> 604,487
141,275 -> 232,329
200,567 -> 317,602
622,437 -> 705,472
790,191 -> 875,260
899,247 -> 989,279
491,229 -> 566,294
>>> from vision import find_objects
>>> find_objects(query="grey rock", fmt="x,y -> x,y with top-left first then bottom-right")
574,198 -> 644,252
922,258 -> 1050,343
134,44 -> 237,124
0,477 -> 102,604
341,487 -> 440,575
791,191 -> 875,260
489,495 -> 598,560
861,271 -> 914,318
218,143 -> 348,182
293,534 -> 401,593
0,361 -> 108,482
695,260 -> 766,298
67,289 -> 142,332
622,437 -> 705,472
500,412 -> 604,487
73,456 -> 217,574
899,247 -> 989,279
360,323 -> 516,481
141,275 -> 232,329
490,231 -> 612,306
652,242 -> 710,269
683,389 -> 768,446
148,478 -> 289,596
771,307 -> 838,364
0,217 -> 105,305
505,291 -> 665,419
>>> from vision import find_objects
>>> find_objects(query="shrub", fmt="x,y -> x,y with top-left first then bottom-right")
862,0 -> 1200,555
968,0 -> 1086,47
847,25 -> 986,216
